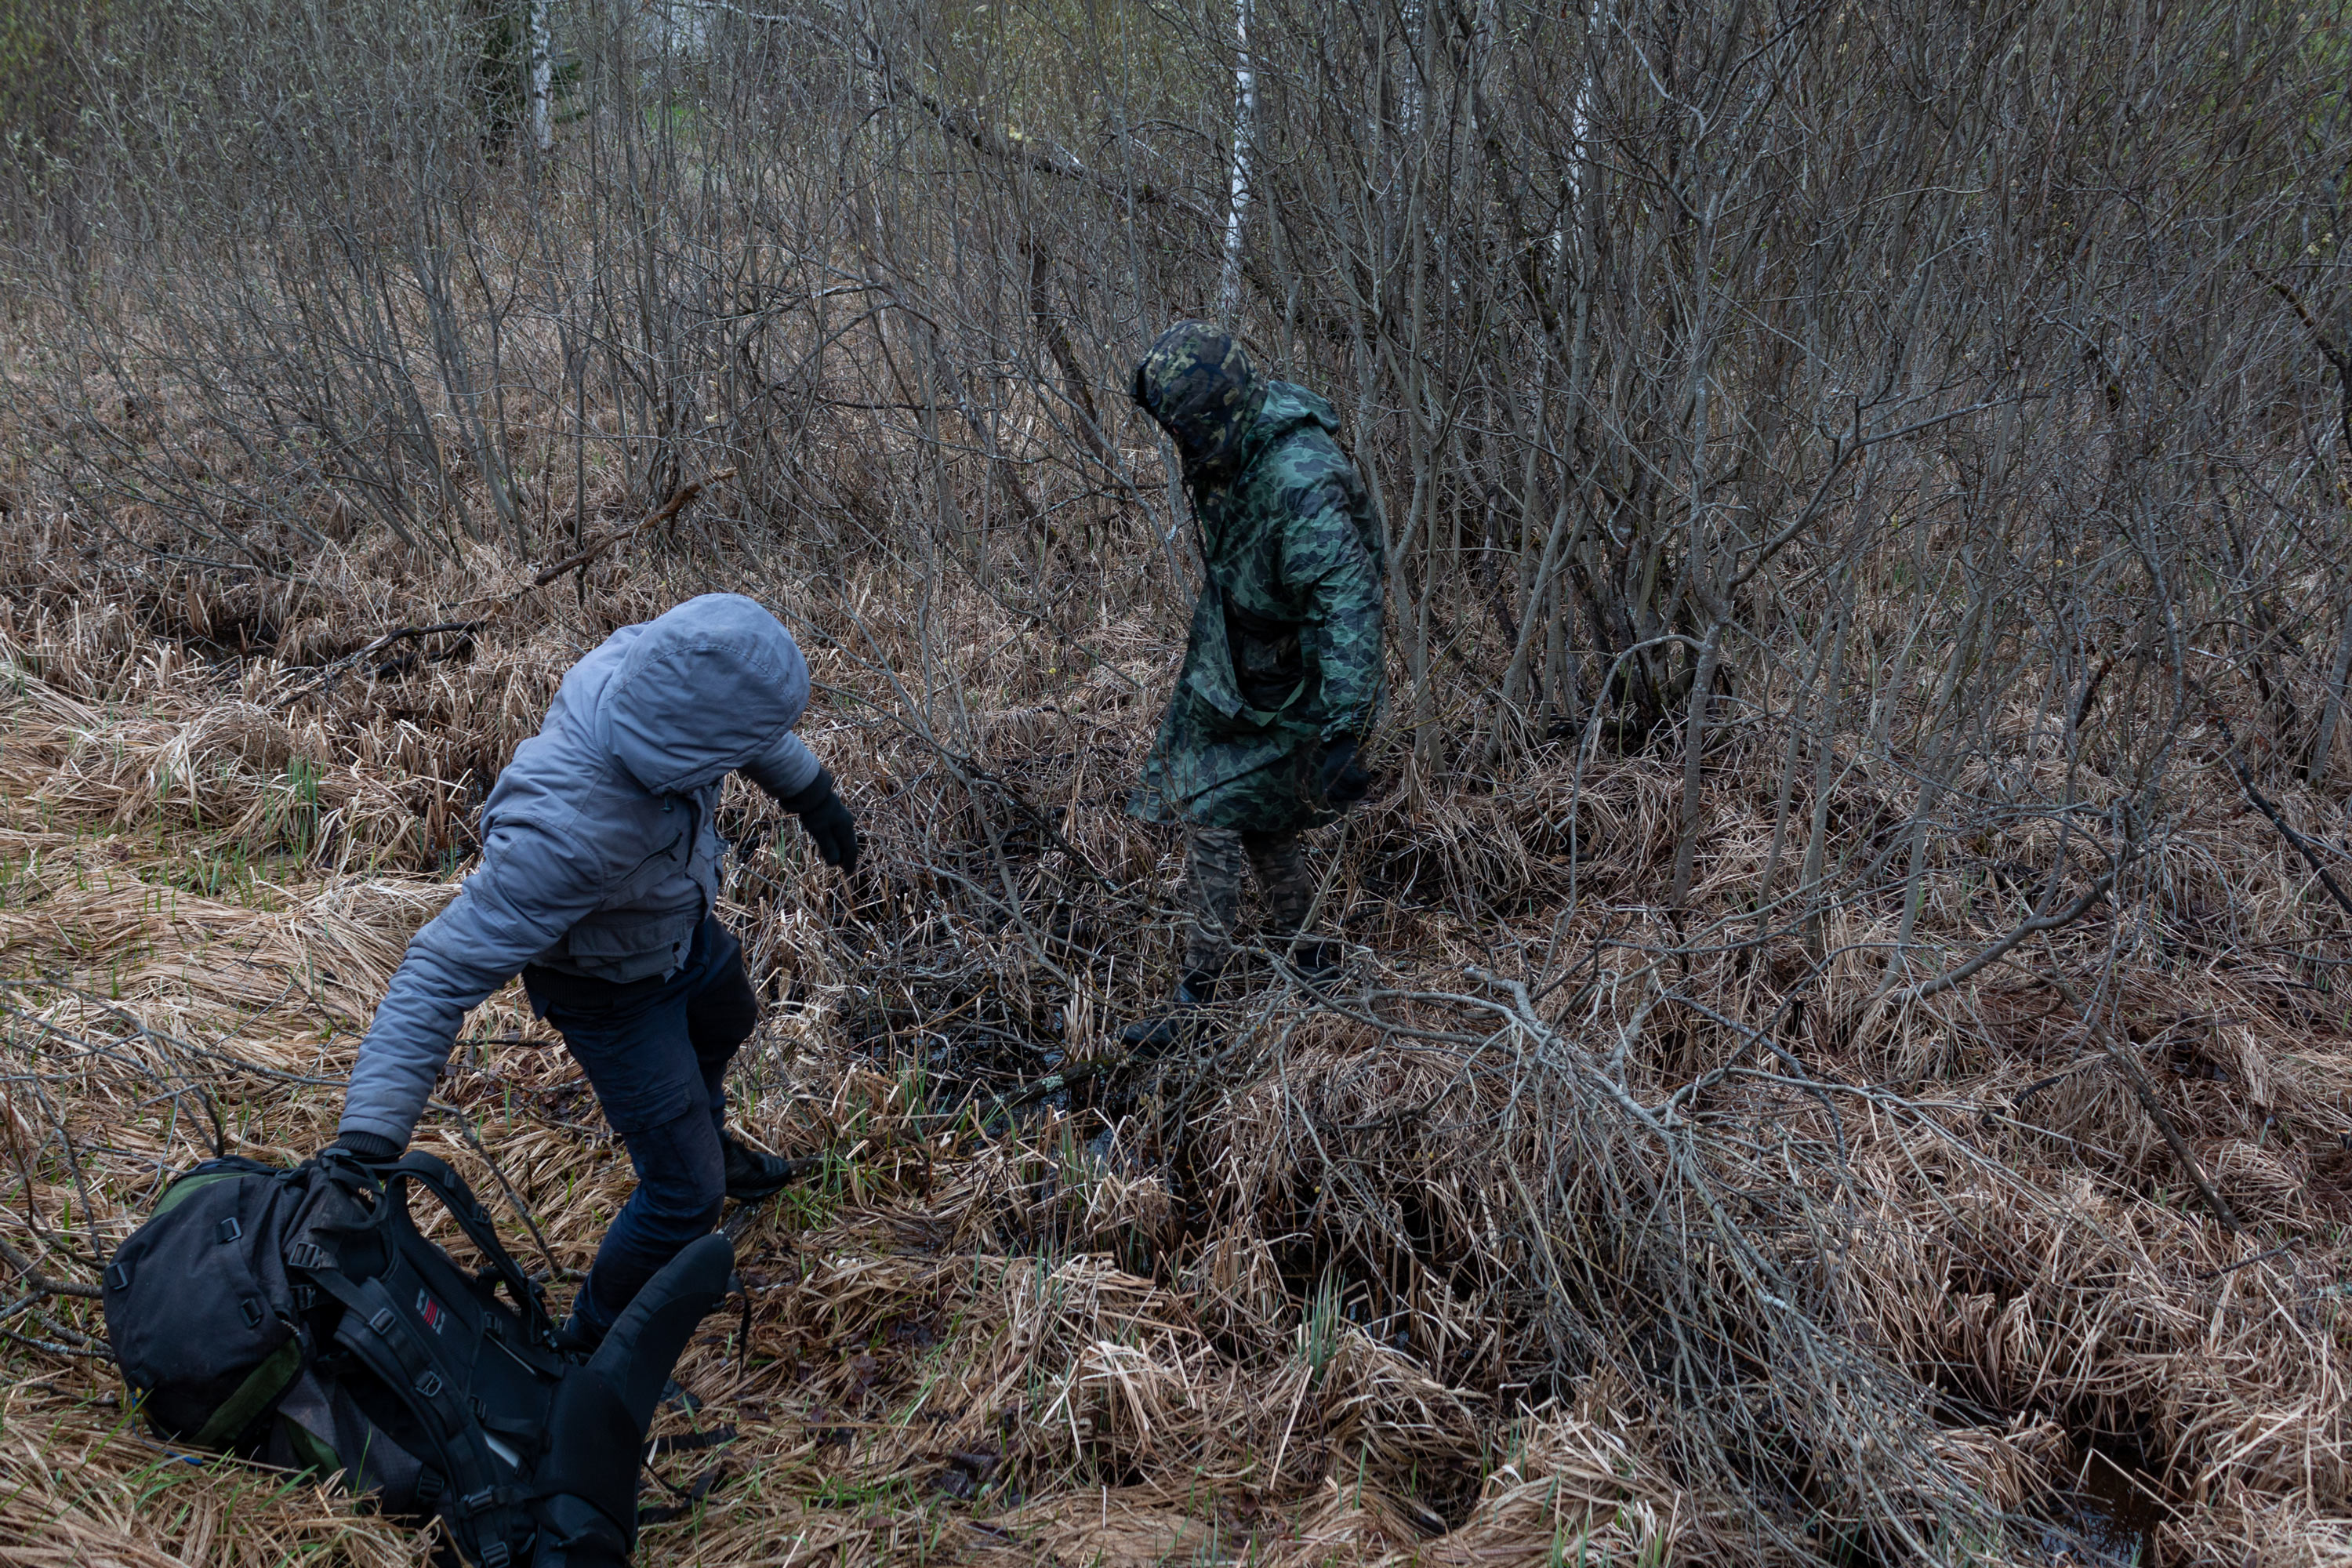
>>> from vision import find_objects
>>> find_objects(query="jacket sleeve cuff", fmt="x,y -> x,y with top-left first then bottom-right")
335,1113 -> 416,1152
332,1128 -> 405,1160
742,730 -> 823,802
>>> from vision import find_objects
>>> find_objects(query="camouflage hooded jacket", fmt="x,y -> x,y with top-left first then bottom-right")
1128,325 -> 1385,832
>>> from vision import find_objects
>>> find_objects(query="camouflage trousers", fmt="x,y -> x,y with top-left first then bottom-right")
1179,826 -> 1318,982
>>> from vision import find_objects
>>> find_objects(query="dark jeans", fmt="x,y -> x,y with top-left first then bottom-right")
521,916 -> 760,1338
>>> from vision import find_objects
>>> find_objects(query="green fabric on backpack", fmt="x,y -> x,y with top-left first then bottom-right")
191,1336 -> 303,1448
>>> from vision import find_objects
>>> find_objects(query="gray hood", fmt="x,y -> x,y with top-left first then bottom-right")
597,594 -> 811,795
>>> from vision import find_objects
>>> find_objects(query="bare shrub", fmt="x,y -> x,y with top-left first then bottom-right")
0,0 -> 2349,1563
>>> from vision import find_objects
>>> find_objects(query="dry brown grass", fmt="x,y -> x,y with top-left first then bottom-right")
0,454 -> 2348,1568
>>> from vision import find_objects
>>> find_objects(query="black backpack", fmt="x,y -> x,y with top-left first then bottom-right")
101,1149 -> 731,1567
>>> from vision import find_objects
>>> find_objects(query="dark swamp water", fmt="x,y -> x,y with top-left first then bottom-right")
2035,1446 -> 2169,1566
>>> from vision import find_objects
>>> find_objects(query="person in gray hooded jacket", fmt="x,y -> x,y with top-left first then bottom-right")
331,593 -> 858,1348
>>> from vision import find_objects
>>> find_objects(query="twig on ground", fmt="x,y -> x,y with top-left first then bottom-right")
1895,868 -> 2119,1004
271,470 -> 739,712
0,1232 -> 103,1299
2098,1033 -> 2241,1232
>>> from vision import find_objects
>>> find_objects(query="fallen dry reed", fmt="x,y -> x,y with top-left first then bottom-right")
0,470 -> 2344,1566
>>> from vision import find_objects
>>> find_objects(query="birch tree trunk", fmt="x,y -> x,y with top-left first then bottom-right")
528,0 -> 554,154
1216,0 -> 1254,321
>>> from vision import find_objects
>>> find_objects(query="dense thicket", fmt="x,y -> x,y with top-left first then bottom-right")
12,0 -> 2351,805
3,2 -> 2351,1563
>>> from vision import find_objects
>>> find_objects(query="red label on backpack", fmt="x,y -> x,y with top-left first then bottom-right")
416,1289 -> 448,1334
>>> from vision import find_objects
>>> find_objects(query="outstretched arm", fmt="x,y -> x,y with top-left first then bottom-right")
740,726 -> 823,801
337,822 -> 607,1150
742,724 -> 858,873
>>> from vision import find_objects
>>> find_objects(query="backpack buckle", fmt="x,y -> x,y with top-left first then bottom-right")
216,1217 -> 243,1244
478,1543 -> 511,1568
463,1487 -> 495,1515
414,1370 -> 443,1398
238,1298 -> 264,1329
285,1241 -> 328,1272
104,1262 -> 129,1291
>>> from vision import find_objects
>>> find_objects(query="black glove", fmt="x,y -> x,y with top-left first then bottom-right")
1316,737 -> 1374,808
781,767 -> 860,873
327,1130 -> 402,1163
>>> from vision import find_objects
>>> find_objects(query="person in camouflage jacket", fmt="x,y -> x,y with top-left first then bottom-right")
1123,321 -> 1384,1044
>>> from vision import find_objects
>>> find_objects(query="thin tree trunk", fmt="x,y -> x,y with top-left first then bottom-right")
528,0 -> 554,155
1217,0 -> 1255,321
2306,586 -> 2352,782
1758,587 -> 1842,910
1888,572 -> 1992,967
1798,584 -> 1855,958
1671,620 -> 1722,908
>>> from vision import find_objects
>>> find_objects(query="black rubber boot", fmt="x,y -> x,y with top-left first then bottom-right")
721,1134 -> 821,1202
1118,975 -> 1218,1054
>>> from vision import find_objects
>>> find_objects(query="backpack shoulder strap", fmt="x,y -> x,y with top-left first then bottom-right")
305,1260 -> 539,1566
379,1152 -> 557,1344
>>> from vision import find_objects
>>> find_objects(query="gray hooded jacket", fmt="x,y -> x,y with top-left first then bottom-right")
337,594 -> 824,1147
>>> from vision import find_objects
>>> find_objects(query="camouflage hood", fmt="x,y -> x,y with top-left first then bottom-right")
1133,320 -> 1265,477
